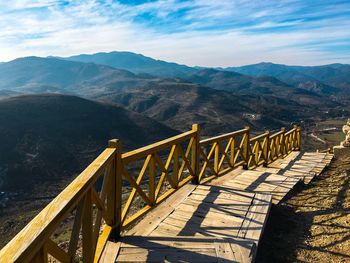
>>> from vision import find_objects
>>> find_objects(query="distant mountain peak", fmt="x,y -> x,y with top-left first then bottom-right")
62,51 -> 198,77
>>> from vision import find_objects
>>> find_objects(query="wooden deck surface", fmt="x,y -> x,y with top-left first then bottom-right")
219,170 -> 299,204
112,185 -> 271,262
113,237 -> 255,263
262,152 -> 333,184
101,151 -> 333,262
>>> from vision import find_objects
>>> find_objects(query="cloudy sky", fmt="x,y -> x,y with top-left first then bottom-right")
0,0 -> 349,66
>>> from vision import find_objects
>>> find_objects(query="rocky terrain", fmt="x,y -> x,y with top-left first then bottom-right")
257,152 -> 350,262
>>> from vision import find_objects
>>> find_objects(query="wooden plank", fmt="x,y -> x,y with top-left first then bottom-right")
192,188 -> 254,205
172,208 -> 245,226
234,173 -> 289,187
127,184 -> 196,236
157,218 -> 242,238
254,167 -> 308,182
152,221 -> 208,237
238,193 -> 272,244
271,178 -> 299,204
168,210 -> 244,227
189,191 -> 253,204
230,241 -> 255,263
224,179 -> 278,193
118,236 -> 252,263
186,194 -> 253,206
174,200 -> 249,219
117,247 -> 218,262
46,239 -> 71,263
94,226 -> 112,263
195,185 -> 255,198
215,240 -> 235,261
120,236 -> 222,248
99,241 -> 120,263
207,167 -> 244,186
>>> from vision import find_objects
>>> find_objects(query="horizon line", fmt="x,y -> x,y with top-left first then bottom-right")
1,50 -> 349,68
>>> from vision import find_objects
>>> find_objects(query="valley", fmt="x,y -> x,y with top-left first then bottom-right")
0,51 -> 349,248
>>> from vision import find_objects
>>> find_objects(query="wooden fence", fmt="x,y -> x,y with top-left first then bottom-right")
0,124 -> 301,263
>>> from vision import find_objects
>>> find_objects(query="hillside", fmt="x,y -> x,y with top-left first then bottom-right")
0,94 -> 177,191
64,51 -> 198,77
184,69 -> 333,106
226,62 -> 345,95
0,56 -> 145,94
95,83 -> 335,135
291,64 -> 350,93
0,90 -> 23,100
0,56 -> 342,110
186,68 -> 291,93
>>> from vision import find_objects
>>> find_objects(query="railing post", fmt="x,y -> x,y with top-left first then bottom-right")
296,126 -> 301,151
292,125 -> 297,150
243,126 -> 250,170
81,189 -> 93,263
191,124 -> 200,184
230,138 -> 235,167
173,146 -> 179,188
280,127 -> 286,157
108,139 -> 122,241
149,154 -> 156,204
214,142 -> 219,175
263,130 -> 270,167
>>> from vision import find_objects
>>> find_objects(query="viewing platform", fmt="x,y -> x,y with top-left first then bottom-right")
0,125 -> 334,262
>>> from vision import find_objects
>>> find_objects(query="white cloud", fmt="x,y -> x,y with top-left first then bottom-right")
0,0 -> 349,66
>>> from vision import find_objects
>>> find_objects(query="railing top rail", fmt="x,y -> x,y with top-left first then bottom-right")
285,127 -> 297,136
200,128 -> 249,145
0,148 -> 116,262
270,129 -> 284,139
122,130 -> 196,163
250,131 -> 269,142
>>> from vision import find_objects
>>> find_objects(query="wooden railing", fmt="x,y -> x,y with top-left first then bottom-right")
247,131 -> 270,169
119,125 -> 199,229
0,124 -> 301,262
0,147 -> 119,263
198,127 -> 249,184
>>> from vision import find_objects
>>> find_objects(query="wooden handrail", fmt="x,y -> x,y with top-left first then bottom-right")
250,131 -> 269,142
200,128 -> 249,145
0,124 -> 301,262
0,148 -> 116,262
270,129 -> 284,139
285,127 -> 297,136
122,130 -> 197,163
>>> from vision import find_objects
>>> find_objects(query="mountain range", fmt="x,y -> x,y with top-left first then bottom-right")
226,62 -> 349,96
62,51 -> 350,96
0,51 -> 349,193
64,51 -> 197,77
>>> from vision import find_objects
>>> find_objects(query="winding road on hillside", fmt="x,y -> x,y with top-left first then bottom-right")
310,133 -> 327,144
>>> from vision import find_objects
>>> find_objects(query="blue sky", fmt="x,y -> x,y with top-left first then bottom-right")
0,0 -> 349,66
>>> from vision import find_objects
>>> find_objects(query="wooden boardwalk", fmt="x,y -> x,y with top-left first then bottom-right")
2,125 -> 331,263
111,184 -> 270,262
101,151 -> 333,262
260,151 -> 333,184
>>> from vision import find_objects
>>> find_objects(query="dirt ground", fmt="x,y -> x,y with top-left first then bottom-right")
257,153 -> 350,262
